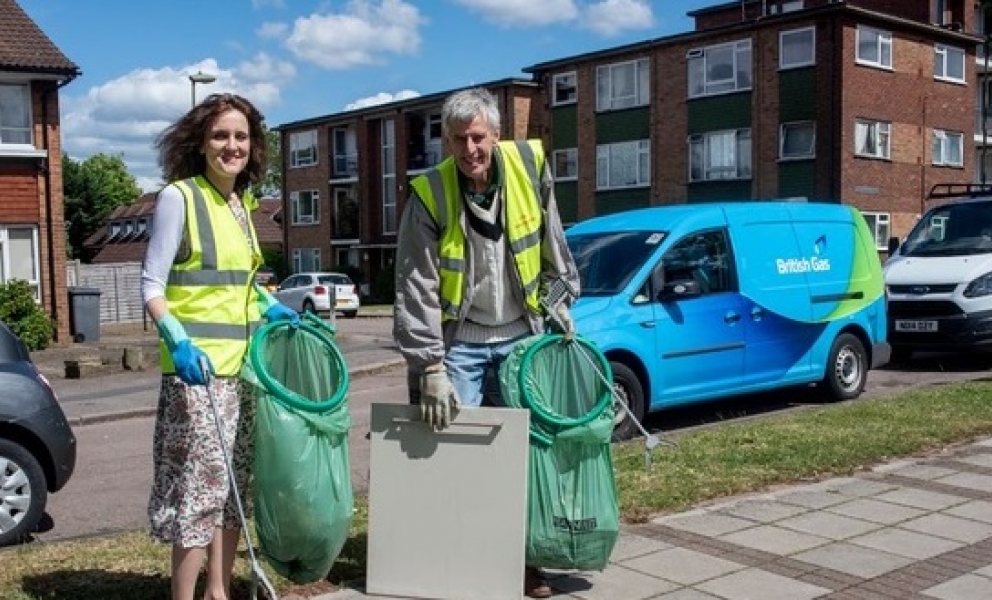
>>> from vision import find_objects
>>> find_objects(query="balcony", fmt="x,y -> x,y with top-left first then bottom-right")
333,153 -> 359,179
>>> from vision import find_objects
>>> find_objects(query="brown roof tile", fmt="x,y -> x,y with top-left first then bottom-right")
0,0 -> 80,74
92,241 -> 148,264
253,197 -> 283,249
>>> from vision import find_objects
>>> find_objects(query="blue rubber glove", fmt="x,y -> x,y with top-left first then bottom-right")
172,339 -> 213,386
155,313 -> 213,385
264,302 -> 300,328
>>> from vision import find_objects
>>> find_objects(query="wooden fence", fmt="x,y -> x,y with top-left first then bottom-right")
67,260 -> 146,324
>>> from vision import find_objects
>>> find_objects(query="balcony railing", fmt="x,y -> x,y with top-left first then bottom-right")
333,153 -> 358,177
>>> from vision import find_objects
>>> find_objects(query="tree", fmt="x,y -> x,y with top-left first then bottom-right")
252,125 -> 282,198
63,153 -> 142,260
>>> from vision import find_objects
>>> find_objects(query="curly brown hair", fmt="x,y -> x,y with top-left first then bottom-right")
155,93 -> 267,193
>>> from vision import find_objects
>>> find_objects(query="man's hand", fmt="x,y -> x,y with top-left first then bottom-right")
264,302 -> 300,328
420,364 -> 460,430
549,303 -> 575,342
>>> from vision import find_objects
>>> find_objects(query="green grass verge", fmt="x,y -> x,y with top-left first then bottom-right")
3,380 -> 992,599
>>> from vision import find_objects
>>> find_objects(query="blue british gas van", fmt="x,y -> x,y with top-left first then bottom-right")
565,202 -> 890,440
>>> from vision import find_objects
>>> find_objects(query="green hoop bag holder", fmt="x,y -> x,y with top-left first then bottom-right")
244,312 -> 353,583
499,333 -> 619,570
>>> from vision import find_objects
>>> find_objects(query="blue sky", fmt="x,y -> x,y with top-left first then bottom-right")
19,0 -> 715,191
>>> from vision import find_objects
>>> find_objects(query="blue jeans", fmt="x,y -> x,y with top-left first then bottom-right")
444,336 -> 527,407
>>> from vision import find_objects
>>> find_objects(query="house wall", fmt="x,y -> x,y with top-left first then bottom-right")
0,83 -> 69,342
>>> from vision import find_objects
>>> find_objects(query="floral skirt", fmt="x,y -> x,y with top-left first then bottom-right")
148,375 -> 255,548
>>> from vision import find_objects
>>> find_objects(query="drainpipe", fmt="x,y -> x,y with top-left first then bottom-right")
40,75 -> 78,340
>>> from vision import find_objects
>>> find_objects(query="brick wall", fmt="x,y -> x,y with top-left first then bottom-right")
284,126 -> 332,271
837,19 -> 974,236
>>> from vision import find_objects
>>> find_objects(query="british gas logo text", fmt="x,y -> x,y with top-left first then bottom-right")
776,257 -> 831,274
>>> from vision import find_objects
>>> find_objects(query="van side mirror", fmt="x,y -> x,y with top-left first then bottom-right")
887,236 -> 900,256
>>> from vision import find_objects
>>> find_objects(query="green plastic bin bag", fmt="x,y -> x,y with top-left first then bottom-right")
500,333 -> 619,571
245,313 -> 354,584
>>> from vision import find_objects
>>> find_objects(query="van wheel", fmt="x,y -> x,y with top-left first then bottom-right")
302,299 -> 315,314
610,362 -> 645,442
822,333 -> 867,401
0,439 -> 47,547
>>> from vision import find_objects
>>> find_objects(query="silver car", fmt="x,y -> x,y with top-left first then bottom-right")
273,272 -> 360,318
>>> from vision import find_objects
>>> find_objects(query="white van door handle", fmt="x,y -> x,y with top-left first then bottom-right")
639,321 -> 656,328
724,311 -> 741,324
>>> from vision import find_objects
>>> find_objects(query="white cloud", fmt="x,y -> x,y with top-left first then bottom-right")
449,0 -> 578,27
257,22 -> 290,39
344,89 -> 421,111
283,0 -> 425,70
580,0 -> 655,36
61,59 -> 289,192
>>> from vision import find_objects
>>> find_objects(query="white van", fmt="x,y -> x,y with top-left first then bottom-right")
883,184 -> 992,362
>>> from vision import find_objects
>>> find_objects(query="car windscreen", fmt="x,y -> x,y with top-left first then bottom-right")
567,231 -> 666,296
900,200 -> 992,257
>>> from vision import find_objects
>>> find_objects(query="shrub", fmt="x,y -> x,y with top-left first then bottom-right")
0,279 -> 54,351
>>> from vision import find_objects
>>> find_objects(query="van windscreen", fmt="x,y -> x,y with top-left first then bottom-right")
567,231 -> 665,296
901,201 -> 992,257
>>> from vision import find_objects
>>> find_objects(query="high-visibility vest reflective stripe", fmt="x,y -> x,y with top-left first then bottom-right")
410,139 -> 545,321
161,176 -> 262,376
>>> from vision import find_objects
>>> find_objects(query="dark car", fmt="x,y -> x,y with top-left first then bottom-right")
0,319 -> 76,546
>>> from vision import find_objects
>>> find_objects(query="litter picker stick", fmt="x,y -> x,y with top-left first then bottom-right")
199,356 -> 280,600
541,278 -> 676,468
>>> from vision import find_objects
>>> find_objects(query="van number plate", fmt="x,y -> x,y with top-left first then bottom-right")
895,320 -> 938,332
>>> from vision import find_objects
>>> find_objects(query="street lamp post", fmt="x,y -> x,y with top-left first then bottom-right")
188,71 -> 217,108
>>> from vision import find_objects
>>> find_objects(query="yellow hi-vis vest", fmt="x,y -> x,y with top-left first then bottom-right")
409,140 -> 545,321
160,176 -> 263,376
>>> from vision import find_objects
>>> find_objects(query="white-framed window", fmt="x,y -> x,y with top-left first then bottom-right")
0,83 -> 32,146
0,226 -> 40,300
856,25 -> 892,69
596,58 -> 649,111
333,187 -> 359,239
427,113 -> 442,140
596,140 -> 650,190
290,190 -> 320,225
688,40 -> 753,98
289,129 -> 318,168
553,148 -> 577,181
382,119 -> 397,234
780,121 -> 816,160
688,129 -> 752,182
934,44 -> 965,83
332,127 -> 357,176
860,211 -> 891,250
292,247 -> 321,273
780,27 -> 815,69
932,129 -> 964,166
854,119 -> 891,159
771,0 -> 804,13
552,72 -> 577,106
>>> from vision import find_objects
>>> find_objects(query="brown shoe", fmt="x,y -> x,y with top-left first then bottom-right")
524,566 -> 552,598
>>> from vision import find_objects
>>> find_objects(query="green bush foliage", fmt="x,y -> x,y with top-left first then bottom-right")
0,279 -> 54,350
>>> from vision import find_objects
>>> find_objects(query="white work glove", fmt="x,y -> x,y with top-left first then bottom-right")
549,303 -> 575,342
420,364 -> 461,430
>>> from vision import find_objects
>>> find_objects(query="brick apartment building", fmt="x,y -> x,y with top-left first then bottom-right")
278,0 -> 988,295
0,0 -> 80,342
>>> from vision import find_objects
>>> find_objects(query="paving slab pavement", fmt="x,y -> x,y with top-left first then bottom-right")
314,439 -> 992,600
